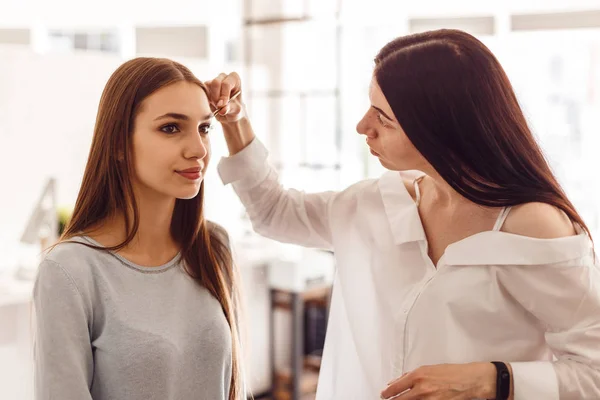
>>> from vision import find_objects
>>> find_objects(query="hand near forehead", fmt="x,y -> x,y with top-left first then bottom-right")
205,72 -> 245,124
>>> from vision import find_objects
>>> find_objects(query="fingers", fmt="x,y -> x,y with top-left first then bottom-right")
215,103 -> 230,117
381,372 -> 414,399
388,372 -> 409,386
205,72 -> 242,108
205,73 -> 225,107
218,72 -> 242,107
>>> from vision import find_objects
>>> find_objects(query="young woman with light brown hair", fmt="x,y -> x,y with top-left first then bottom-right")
33,57 -> 243,400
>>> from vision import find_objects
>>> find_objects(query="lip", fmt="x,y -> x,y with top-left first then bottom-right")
176,166 -> 203,181
177,167 -> 201,173
177,171 -> 202,180
366,139 -> 379,157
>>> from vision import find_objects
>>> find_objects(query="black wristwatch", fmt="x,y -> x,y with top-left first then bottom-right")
491,361 -> 511,400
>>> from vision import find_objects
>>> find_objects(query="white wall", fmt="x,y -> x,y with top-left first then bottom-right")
0,29 -> 30,45
340,0 -> 600,21
0,0 -> 240,27
0,47 -> 121,264
135,26 -> 208,58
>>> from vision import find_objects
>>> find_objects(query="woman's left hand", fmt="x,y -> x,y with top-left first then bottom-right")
380,362 -> 498,400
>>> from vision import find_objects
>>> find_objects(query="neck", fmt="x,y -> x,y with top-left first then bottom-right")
421,167 -> 474,209
90,190 -> 179,262
126,196 -> 177,255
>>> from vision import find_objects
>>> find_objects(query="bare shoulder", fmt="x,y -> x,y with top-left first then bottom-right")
403,177 -> 418,202
502,202 -> 577,239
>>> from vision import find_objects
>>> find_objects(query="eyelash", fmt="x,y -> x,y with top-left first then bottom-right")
377,113 -> 392,128
160,123 -> 214,135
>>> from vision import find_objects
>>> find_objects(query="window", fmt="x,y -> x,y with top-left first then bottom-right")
47,30 -> 120,54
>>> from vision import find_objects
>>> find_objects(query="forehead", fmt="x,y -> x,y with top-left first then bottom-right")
368,76 -> 395,116
139,81 -> 210,118
369,77 -> 387,106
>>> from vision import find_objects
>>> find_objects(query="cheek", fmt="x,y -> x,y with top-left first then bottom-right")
380,130 -> 418,158
402,135 -> 423,159
132,137 -> 174,181
393,134 -> 429,168
135,141 -> 164,166
202,137 -> 211,170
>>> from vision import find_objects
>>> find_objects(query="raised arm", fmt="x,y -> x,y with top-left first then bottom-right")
206,73 -> 335,249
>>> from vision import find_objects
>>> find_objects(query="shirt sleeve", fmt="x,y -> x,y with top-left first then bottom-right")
33,259 -> 94,400
496,256 -> 600,400
217,137 -> 335,250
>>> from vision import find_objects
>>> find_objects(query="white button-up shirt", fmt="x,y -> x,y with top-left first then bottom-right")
218,138 -> 600,400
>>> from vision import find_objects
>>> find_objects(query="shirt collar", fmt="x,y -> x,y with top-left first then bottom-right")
378,170 -> 594,266
378,170 -> 427,245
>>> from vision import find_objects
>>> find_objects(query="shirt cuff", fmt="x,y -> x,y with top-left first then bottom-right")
217,137 -> 270,190
509,361 -> 559,400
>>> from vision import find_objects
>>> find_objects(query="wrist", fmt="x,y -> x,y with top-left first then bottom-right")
473,362 -> 498,399
218,102 -> 248,127
480,362 -> 513,400
220,115 -> 247,131
220,116 -> 256,156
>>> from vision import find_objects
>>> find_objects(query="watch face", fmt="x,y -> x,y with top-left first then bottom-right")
501,371 -> 510,379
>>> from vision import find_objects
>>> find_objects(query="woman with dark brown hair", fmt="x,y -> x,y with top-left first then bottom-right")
33,58 -> 244,400
209,29 -> 600,400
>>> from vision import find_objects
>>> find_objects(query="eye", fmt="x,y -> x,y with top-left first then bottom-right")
377,113 -> 392,128
199,123 -> 214,135
160,123 -> 180,134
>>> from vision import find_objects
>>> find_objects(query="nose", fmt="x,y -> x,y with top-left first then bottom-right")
356,110 -> 377,139
184,134 -> 209,160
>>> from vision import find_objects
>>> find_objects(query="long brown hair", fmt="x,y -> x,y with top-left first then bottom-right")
375,29 -> 592,240
59,57 -> 243,399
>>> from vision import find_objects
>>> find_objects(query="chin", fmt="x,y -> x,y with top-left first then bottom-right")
378,158 -> 398,171
379,157 -> 415,172
176,189 -> 201,200
173,184 -> 202,200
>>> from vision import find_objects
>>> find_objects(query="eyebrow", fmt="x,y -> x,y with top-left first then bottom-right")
371,106 -> 395,123
154,112 -> 213,122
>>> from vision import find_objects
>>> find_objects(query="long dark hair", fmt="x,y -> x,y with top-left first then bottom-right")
375,29 -> 592,239
59,57 -> 243,399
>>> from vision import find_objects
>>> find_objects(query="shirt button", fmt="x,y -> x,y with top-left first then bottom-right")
403,309 -> 408,314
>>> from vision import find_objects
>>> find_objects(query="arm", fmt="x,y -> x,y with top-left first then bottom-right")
208,73 -> 335,250
380,254 -> 600,400
498,203 -> 600,399
217,134 -> 335,249
497,256 -> 600,400
33,259 -> 94,400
